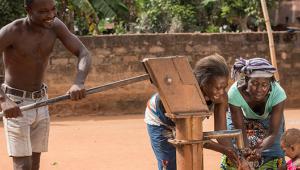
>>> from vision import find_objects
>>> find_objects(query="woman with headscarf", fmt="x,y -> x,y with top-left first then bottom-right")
221,57 -> 287,169
145,54 -> 251,170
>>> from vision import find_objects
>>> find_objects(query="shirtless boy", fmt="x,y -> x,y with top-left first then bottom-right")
0,0 -> 92,169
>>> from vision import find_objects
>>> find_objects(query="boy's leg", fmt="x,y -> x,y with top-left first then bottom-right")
13,156 -> 32,170
12,152 -> 41,170
31,152 -> 41,170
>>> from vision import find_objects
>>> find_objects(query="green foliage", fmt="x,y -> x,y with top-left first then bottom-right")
93,0 -> 129,18
135,0 -> 277,33
0,0 -> 25,28
135,0 -> 145,15
136,0 -> 198,33
70,0 -> 98,17
74,13 -> 90,35
0,0 -> 279,34
201,0 -> 218,7
69,0 -> 129,35
114,21 -> 126,34
170,4 -> 196,28
203,0 -> 277,32
205,24 -> 219,33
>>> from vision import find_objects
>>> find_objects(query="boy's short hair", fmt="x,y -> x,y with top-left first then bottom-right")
24,0 -> 34,7
281,128 -> 300,147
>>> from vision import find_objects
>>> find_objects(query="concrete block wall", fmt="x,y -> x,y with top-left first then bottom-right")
24,32 -> 300,116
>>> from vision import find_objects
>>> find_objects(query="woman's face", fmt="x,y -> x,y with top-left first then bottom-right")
246,77 -> 271,102
202,76 -> 228,103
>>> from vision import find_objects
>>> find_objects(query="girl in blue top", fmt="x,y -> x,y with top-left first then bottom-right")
222,57 -> 287,169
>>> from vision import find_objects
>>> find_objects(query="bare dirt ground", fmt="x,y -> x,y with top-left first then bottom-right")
0,109 -> 299,170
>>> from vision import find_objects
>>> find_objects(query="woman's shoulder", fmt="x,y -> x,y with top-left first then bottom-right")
271,81 -> 285,89
270,81 -> 286,96
268,81 -> 287,106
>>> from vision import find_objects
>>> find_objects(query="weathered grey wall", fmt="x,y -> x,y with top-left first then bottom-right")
29,32 -> 300,115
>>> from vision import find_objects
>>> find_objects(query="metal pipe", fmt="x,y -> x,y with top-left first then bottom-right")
0,74 -> 150,117
203,129 -> 244,149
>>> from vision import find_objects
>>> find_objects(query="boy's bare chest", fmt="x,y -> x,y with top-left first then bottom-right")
13,31 -> 57,59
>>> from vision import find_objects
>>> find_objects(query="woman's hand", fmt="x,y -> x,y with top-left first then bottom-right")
246,148 -> 262,161
226,148 -> 255,170
237,158 -> 255,170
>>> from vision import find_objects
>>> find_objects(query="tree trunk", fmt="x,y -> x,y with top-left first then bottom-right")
239,16 -> 250,32
122,0 -> 136,22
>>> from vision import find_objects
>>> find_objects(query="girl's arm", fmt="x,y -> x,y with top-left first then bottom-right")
213,93 -> 239,164
213,93 -> 230,146
204,141 -> 253,169
203,140 -> 237,161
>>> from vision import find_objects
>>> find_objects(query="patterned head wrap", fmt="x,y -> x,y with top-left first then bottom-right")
231,57 -> 276,81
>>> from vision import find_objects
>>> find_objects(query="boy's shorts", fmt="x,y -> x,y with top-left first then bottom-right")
2,85 -> 50,157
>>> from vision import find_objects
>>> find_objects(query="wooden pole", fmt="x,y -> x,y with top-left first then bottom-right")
175,117 -> 203,170
0,74 -> 150,117
191,117 -> 203,170
175,118 -> 193,170
260,0 -> 280,80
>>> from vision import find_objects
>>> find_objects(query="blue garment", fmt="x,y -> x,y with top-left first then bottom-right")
152,94 -> 175,126
145,93 -> 176,170
147,124 -> 176,170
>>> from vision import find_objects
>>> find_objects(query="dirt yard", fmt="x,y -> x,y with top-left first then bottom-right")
0,109 -> 299,170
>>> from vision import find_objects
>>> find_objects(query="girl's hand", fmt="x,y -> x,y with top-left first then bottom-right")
225,148 -> 239,165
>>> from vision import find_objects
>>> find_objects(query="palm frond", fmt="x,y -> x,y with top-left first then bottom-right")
90,0 -> 117,18
70,0 -> 97,16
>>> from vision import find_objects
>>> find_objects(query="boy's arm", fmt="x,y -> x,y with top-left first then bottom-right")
54,18 -> 92,100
